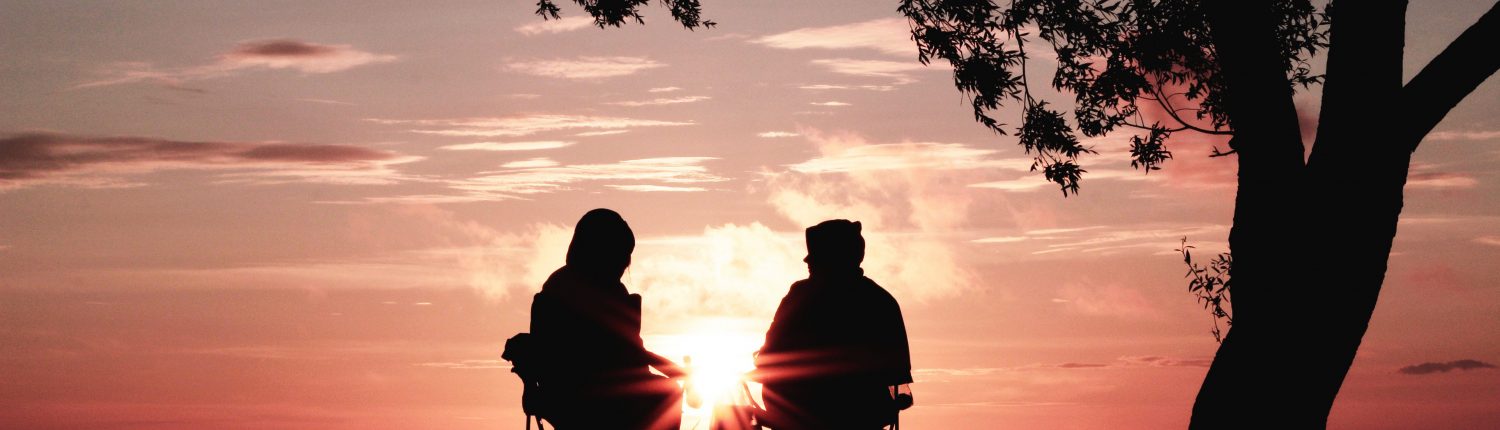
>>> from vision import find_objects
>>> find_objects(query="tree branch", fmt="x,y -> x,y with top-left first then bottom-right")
1150,81 -> 1235,136
1403,0 -> 1500,151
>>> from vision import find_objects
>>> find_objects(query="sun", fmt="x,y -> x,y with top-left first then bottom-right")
645,317 -> 766,428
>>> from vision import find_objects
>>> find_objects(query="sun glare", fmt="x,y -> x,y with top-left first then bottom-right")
645,317 -> 766,428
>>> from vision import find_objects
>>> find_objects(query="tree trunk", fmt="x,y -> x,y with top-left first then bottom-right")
1301,1 -> 1408,423
1194,1 -> 1499,427
1191,1 -> 1309,427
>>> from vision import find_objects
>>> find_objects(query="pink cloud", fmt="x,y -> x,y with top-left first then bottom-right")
369,114 -> 691,137
76,39 -> 396,88
505,56 -> 664,79
450,157 -> 725,195
439,141 -> 574,151
604,95 -> 711,107
1426,130 -> 1500,141
798,84 -> 897,91
1055,280 -> 1159,319
605,184 -> 709,192
753,18 -> 914,56
785,140 -> 1029,174
1399,262 -> 1466,291
513,16 -> 595,35
1406,172 -> 1478,189
0,133 -> 415,190
810,58 -> 930,84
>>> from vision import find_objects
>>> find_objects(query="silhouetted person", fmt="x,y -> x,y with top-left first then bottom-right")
754,220 -> 914,430
527,208 -> 685,430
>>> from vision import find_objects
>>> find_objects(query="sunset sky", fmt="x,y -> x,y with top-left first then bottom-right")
2,1 -> 1498,429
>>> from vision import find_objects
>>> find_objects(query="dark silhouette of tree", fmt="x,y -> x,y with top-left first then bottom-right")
540,0 -> 1500,427
535,0 -> 714,29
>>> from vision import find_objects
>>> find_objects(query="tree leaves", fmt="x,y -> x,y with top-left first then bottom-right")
901,0 -> 1328,196
1179,238 -> 1233,343
535,0 -> 716,29
1129,127 -> 1173,172
1019,102 -> 1094,196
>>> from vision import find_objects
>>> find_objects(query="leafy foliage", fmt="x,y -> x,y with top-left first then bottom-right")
1179,238 -> 1232,343
535,0 -> 715,29
899,0 -> 1328,194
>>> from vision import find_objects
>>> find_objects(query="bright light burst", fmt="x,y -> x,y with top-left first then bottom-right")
645,317 -> 766,429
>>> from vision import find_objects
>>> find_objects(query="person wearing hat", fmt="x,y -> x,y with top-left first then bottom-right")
754,219 -> 914,429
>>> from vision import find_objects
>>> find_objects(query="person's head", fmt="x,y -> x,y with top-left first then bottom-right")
565,208 -> 635,280
803,219 -> 865,271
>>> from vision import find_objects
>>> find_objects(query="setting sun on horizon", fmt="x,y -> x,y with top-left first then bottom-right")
4,1 -> 1500,429
645,318 -> 765,427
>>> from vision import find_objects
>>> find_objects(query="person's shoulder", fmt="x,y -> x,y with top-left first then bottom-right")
860,277 -> 900,304
540,266 -> 573,292
780,278 -> 816,300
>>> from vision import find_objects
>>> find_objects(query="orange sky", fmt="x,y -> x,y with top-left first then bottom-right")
2,1 -> 1498,429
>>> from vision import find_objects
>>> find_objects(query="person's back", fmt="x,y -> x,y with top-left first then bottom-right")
524,209 -> 683,430
532,266 -> 647,388
756,220 -> 913,430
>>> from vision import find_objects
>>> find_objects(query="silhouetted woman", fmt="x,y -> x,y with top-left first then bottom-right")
529,208 -> 684,429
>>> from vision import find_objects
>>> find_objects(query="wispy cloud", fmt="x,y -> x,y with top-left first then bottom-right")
971,167 -> 1161,194
757,131 -> 801,138
969,177 -> 1053,192
648,86 -> 682,93
505,56 -> 664,79
798,84 -> 896,91
332,155 -> 725,204
1026,226 -> 1106,236
297,98 -> 356,106
972,236 -> 1026,244
786,141 -> 1029,174
810,101 -> 851,106
368,114 -> 692,137
576,130 -> 630,137
77,39 -> 396,88
753,18 -> 913,56
415,359 -> 510,370
915,355 -> 1213,377
450,157 -> 725,196
605,96 -> 711,107
606,184 -> 709,192
1030,223 -> 1227,256
1055,280 -> 1159,319
514,16 -> 595,35
810,58 -> 929,84
1475,236 -> 1500,247
1406,172 -> 1478,189
1398,359 -> 1497,375
500,158 -> 560,169
327,193 -> 522,205
1116,356 -> 1214,368
1404,162 -> 1478,189
0,132 -> 417,190
1426,130 -> 1500,141
438,141 -> 574,151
